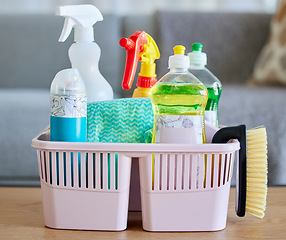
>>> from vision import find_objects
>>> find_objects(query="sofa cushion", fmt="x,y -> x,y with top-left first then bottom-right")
0,89 -> 49,186
251,0 -> 286,86
219,85 -> 286,185
155,11 -> 272,85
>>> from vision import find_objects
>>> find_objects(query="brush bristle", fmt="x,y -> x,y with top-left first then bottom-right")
246,126 -> 268,218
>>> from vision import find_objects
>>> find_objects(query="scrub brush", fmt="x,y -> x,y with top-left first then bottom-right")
212,125 -> 267,218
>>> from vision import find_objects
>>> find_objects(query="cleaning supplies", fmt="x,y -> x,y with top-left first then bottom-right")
120,31 -> 159,211
87,98 -> 153,143
50,68 -> 87,187
50,68 -> 87,142
87,97 -> 154,193
212,125 -> 268,218
56,4 -> 113,103
150,45 -> 208,144
188,43 -> 222,127
120,31 -> 160,98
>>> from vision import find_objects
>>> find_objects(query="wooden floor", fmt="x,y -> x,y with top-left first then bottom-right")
0,186 -> 285,239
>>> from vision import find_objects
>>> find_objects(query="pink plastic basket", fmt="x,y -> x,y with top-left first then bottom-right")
31,126 -> 239,231
138,143 -> 238,231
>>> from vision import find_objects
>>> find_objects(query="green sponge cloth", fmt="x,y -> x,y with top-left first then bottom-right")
87,98 -> 154,143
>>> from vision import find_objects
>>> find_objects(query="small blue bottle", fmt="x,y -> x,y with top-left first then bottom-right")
50,68 -> 87,186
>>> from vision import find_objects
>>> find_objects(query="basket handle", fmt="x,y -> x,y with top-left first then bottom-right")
212,125 -> 246,217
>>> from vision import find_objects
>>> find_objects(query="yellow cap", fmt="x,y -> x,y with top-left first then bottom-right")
169,45 -> 189,68
173,45 -> 186,55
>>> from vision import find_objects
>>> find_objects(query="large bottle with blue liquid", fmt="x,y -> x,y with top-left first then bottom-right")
188,43 -> 222,127
150,45 -> 208,144
50,68 -> 87,142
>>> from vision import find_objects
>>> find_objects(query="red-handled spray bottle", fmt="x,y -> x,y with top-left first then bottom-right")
120,31 -> 160,98
120,31 -> 160,211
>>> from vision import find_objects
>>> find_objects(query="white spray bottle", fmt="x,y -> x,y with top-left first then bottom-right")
56,4 -> 114,103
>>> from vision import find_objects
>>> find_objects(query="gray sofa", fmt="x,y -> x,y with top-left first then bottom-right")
0,11 -> 283,186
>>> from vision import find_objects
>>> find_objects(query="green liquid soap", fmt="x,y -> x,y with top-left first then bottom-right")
150,76 -> 208,144
150,45 -> 208,145
151,83 -> 207,115
150,45 -> 208,189
206,86 -> 222,111
188,42 -> 222,127
205,86 -> 222,127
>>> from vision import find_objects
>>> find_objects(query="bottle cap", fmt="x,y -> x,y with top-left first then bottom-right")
168,45 -> 190,69
188,42 -> 207,66
50,68 -> 86,96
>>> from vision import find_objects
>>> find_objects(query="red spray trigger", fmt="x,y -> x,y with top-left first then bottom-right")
120,31 -> 148,90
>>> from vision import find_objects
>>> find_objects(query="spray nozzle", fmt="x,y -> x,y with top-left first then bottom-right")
56,4 -> 103,42
120,31 -> 160,90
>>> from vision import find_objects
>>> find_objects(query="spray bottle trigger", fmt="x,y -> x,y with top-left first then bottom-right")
59,17 -> 76,42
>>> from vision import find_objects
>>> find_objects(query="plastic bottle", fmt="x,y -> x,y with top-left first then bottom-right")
50,68 -> 86,187
120,31 -> 160,98
56,4 -> 113,103
150,45 -> 208,144
50,68 -> 87,142
188,43 -> 222,127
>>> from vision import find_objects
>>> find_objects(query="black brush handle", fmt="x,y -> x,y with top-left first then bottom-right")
212,125 -> 247,217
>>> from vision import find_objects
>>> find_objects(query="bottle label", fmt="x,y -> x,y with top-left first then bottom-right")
205,110 -> 217,127
50,95 -> 87,117
154,115 -> 203,144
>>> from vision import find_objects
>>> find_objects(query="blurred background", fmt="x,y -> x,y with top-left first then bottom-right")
0,0 -> 278,15
0,0 -> 283,188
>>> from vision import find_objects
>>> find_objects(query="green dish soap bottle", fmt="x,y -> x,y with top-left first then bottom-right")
188,43 -> 222,127
150,45 -> 208,144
